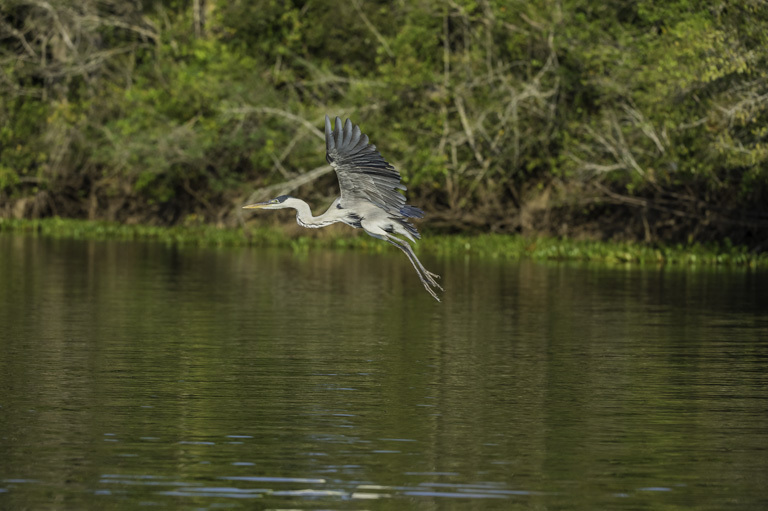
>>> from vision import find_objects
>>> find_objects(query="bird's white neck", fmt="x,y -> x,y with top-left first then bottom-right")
284,197 -> 341,229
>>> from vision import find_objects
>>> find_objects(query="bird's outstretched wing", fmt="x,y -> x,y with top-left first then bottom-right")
325,115 -> 409,215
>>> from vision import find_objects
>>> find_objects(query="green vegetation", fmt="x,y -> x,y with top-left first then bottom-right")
3,217 -> 765,268
1,1 -> 767,247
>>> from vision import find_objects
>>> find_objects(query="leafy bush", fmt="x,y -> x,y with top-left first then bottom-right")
1,0 -> 766,245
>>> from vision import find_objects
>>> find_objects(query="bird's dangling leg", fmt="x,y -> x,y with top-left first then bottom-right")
385,235 -> 442,289
384,235 -> 443,301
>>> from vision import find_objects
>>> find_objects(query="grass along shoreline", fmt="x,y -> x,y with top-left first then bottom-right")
1,217 -> 765,268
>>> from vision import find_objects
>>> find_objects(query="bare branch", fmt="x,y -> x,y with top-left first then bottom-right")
621,103 -> 665,154
350,0 -> 393,57
27,0 -> 75,50
82,16 -> 159,43
268,151 -> 292,180
454,95 -> 485,166
0,19 -> 38,58
228,107 -> 326,140
242,165 -> 334,206
567,153 -> 625,176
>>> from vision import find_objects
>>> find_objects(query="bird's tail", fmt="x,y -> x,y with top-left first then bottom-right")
400,205 -> 424,218
396,217 -> 422,240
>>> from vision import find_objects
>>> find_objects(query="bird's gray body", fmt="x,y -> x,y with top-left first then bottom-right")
244,115 -> 442,301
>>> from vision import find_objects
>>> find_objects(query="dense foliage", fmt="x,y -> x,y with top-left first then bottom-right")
1,0 -> 766,246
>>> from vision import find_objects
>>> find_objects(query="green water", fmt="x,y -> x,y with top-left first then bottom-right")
1,234 -> 767,510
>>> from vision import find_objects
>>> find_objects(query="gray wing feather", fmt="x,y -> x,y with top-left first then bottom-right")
325,115 -> 408,214
325,119 -> 334,151
348,124 -> 362,148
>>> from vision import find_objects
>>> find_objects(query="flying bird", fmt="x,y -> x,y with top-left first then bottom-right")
243,115 -> 442,301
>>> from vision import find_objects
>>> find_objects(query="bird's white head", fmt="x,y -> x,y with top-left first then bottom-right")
242,195 -> 295,210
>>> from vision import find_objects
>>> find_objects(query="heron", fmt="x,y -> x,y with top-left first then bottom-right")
243,115 -> 443,301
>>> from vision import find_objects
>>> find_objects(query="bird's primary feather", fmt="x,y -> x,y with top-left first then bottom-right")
325,115 -> 408,216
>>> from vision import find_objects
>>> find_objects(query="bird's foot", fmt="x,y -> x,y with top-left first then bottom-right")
424,271 -> 444,291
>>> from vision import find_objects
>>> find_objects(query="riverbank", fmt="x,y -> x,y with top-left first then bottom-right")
1,217 -> 765,268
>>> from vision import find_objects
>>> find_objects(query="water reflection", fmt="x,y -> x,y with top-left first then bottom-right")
0,234 -> 767,510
